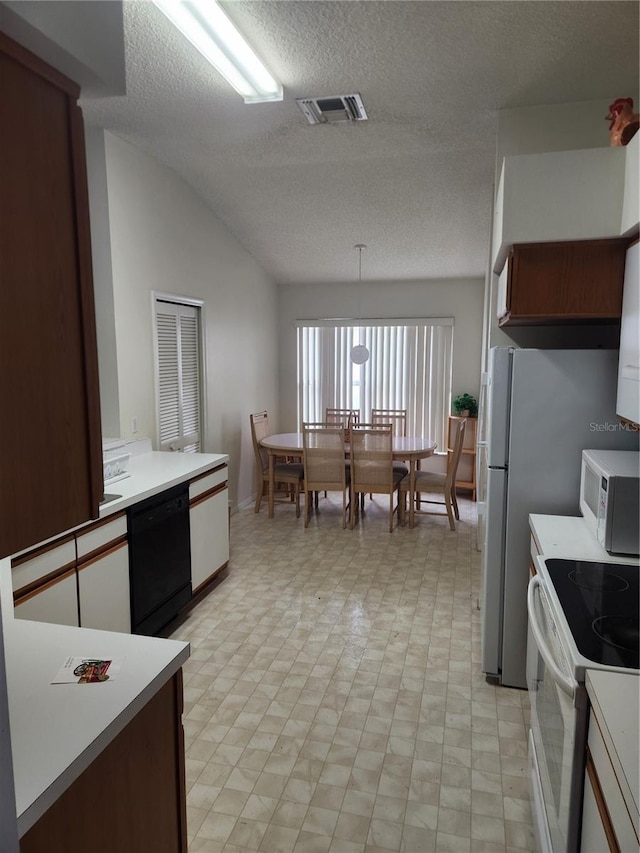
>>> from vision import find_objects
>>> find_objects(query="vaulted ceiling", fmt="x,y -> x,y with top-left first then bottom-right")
5,1 -> 639,284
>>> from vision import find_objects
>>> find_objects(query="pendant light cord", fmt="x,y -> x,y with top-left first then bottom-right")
350,244 -> 370,364
355,243 -> 366,341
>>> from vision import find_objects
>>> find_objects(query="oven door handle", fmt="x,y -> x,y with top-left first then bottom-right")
527,576 -> 576,699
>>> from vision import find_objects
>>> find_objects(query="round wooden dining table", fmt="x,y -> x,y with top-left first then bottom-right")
260,432 -> 437,527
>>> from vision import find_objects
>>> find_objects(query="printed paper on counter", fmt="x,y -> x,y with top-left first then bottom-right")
51,656 -> 123,684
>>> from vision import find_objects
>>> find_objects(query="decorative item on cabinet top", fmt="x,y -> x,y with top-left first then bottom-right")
607,97 -> 639,147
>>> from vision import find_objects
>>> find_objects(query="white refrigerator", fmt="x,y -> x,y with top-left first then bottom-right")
480,347 -> 640,689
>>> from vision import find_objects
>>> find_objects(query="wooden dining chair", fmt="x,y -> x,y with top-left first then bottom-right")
302,423 -> 350,528
371,408 -> 409,482
350,423 -> 404,532
325,408 -> 360,442
399,417 -> 466,530
249,411 -> 304,515
371,408 -> 407,436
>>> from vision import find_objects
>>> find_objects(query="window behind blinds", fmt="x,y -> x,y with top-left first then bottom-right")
296,319 -> 453,452
154,298 -> 202,453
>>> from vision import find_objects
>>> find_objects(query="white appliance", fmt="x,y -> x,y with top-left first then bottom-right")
526,555 -> 639,853
481,348 -> 640,688
579,449 -> 640,555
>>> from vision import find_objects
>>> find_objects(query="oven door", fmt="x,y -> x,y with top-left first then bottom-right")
527,576 -> 587,853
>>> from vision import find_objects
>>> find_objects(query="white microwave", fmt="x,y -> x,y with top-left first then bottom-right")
580,449 -> 640,555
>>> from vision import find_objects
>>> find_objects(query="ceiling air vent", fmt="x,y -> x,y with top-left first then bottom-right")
296,93 -> 368,125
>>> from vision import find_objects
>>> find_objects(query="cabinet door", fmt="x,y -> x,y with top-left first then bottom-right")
581,756 -> 615,853
78,541 -> 131,633
0,33 -> 102,559
20,672 -> 187,853
499,239 -> 628,326
14,569 -> 79,627
190,486 -> 229,594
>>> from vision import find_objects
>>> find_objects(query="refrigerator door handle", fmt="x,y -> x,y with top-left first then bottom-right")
527,577 -> 576,698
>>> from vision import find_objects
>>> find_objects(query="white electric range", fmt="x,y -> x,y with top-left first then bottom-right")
527,550 -> 639,853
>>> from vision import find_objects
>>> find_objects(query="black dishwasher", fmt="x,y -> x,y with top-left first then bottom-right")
128,483 -> 191,636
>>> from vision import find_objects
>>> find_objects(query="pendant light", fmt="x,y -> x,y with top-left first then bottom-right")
350,244 -> 370,365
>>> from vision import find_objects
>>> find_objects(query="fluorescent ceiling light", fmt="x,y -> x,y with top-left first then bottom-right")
153,0 -> 283,103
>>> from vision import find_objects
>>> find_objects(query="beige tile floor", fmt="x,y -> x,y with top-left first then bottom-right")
171,491 -> 535,853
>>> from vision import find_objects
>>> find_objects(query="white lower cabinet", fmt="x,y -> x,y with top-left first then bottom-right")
581,756 -> 613,853
14,569 -> 79,626
582,678 -> 640,853
190,467 -> 229,594
12,535 -> 79,627
12,513 -> 130,633
76,513 -> 130,633
78,541 -> 130,633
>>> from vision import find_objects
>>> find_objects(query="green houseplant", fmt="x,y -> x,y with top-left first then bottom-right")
452,393 -> 478,417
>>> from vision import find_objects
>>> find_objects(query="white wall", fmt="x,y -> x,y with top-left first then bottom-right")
277,277 -> 484,433
98,132 -> 279,509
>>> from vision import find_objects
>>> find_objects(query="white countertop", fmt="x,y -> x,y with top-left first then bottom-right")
586,670 -> 640,826
100,450 -> 229,517
529,514 -> 640,565
4,618 -> 189,836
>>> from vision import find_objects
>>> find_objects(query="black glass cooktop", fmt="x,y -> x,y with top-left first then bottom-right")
544,559 -> 640,670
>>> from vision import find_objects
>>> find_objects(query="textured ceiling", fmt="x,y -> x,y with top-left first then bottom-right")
81,1 -> 640,285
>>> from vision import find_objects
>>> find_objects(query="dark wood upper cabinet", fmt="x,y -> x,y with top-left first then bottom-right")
0,33 -> 102,558
497,238 -> 630,326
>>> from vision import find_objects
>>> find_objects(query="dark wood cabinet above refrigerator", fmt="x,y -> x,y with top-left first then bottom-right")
496,238 -> 630,327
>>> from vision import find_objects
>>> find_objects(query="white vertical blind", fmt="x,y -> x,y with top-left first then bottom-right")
297,319 -> 453,451
155,300 -> 201,452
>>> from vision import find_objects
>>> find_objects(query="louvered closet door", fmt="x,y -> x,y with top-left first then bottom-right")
155,300 -> 201,452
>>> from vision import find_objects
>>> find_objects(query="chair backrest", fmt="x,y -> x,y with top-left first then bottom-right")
350,423 -> 394,491
302,423 -> 347,490
371,408 -> 407,437
250,410 -> 270,472
326,408 -> 360,442
446,417 -> 467,490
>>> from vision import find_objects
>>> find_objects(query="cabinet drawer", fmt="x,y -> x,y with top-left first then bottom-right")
76,512 -> 127,561
189,465 -> 228,500
11,536 -> 76,595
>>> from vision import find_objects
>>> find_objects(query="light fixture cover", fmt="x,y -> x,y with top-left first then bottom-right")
153,0 -> 283,103
350,345 -> 370,365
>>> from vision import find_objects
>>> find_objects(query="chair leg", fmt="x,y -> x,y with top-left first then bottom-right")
398,490 -> 404,525
350,491 -> 357,529
389,496 -> 394,533
295,484 -> 301,518
342,489 -> 347,529
304,491 -> 311,527
255,480 -> 265,513
445,494 -> 455,531
451,487 -> 460,520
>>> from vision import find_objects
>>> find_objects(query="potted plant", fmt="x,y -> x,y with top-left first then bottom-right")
452,393 -> 478,418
